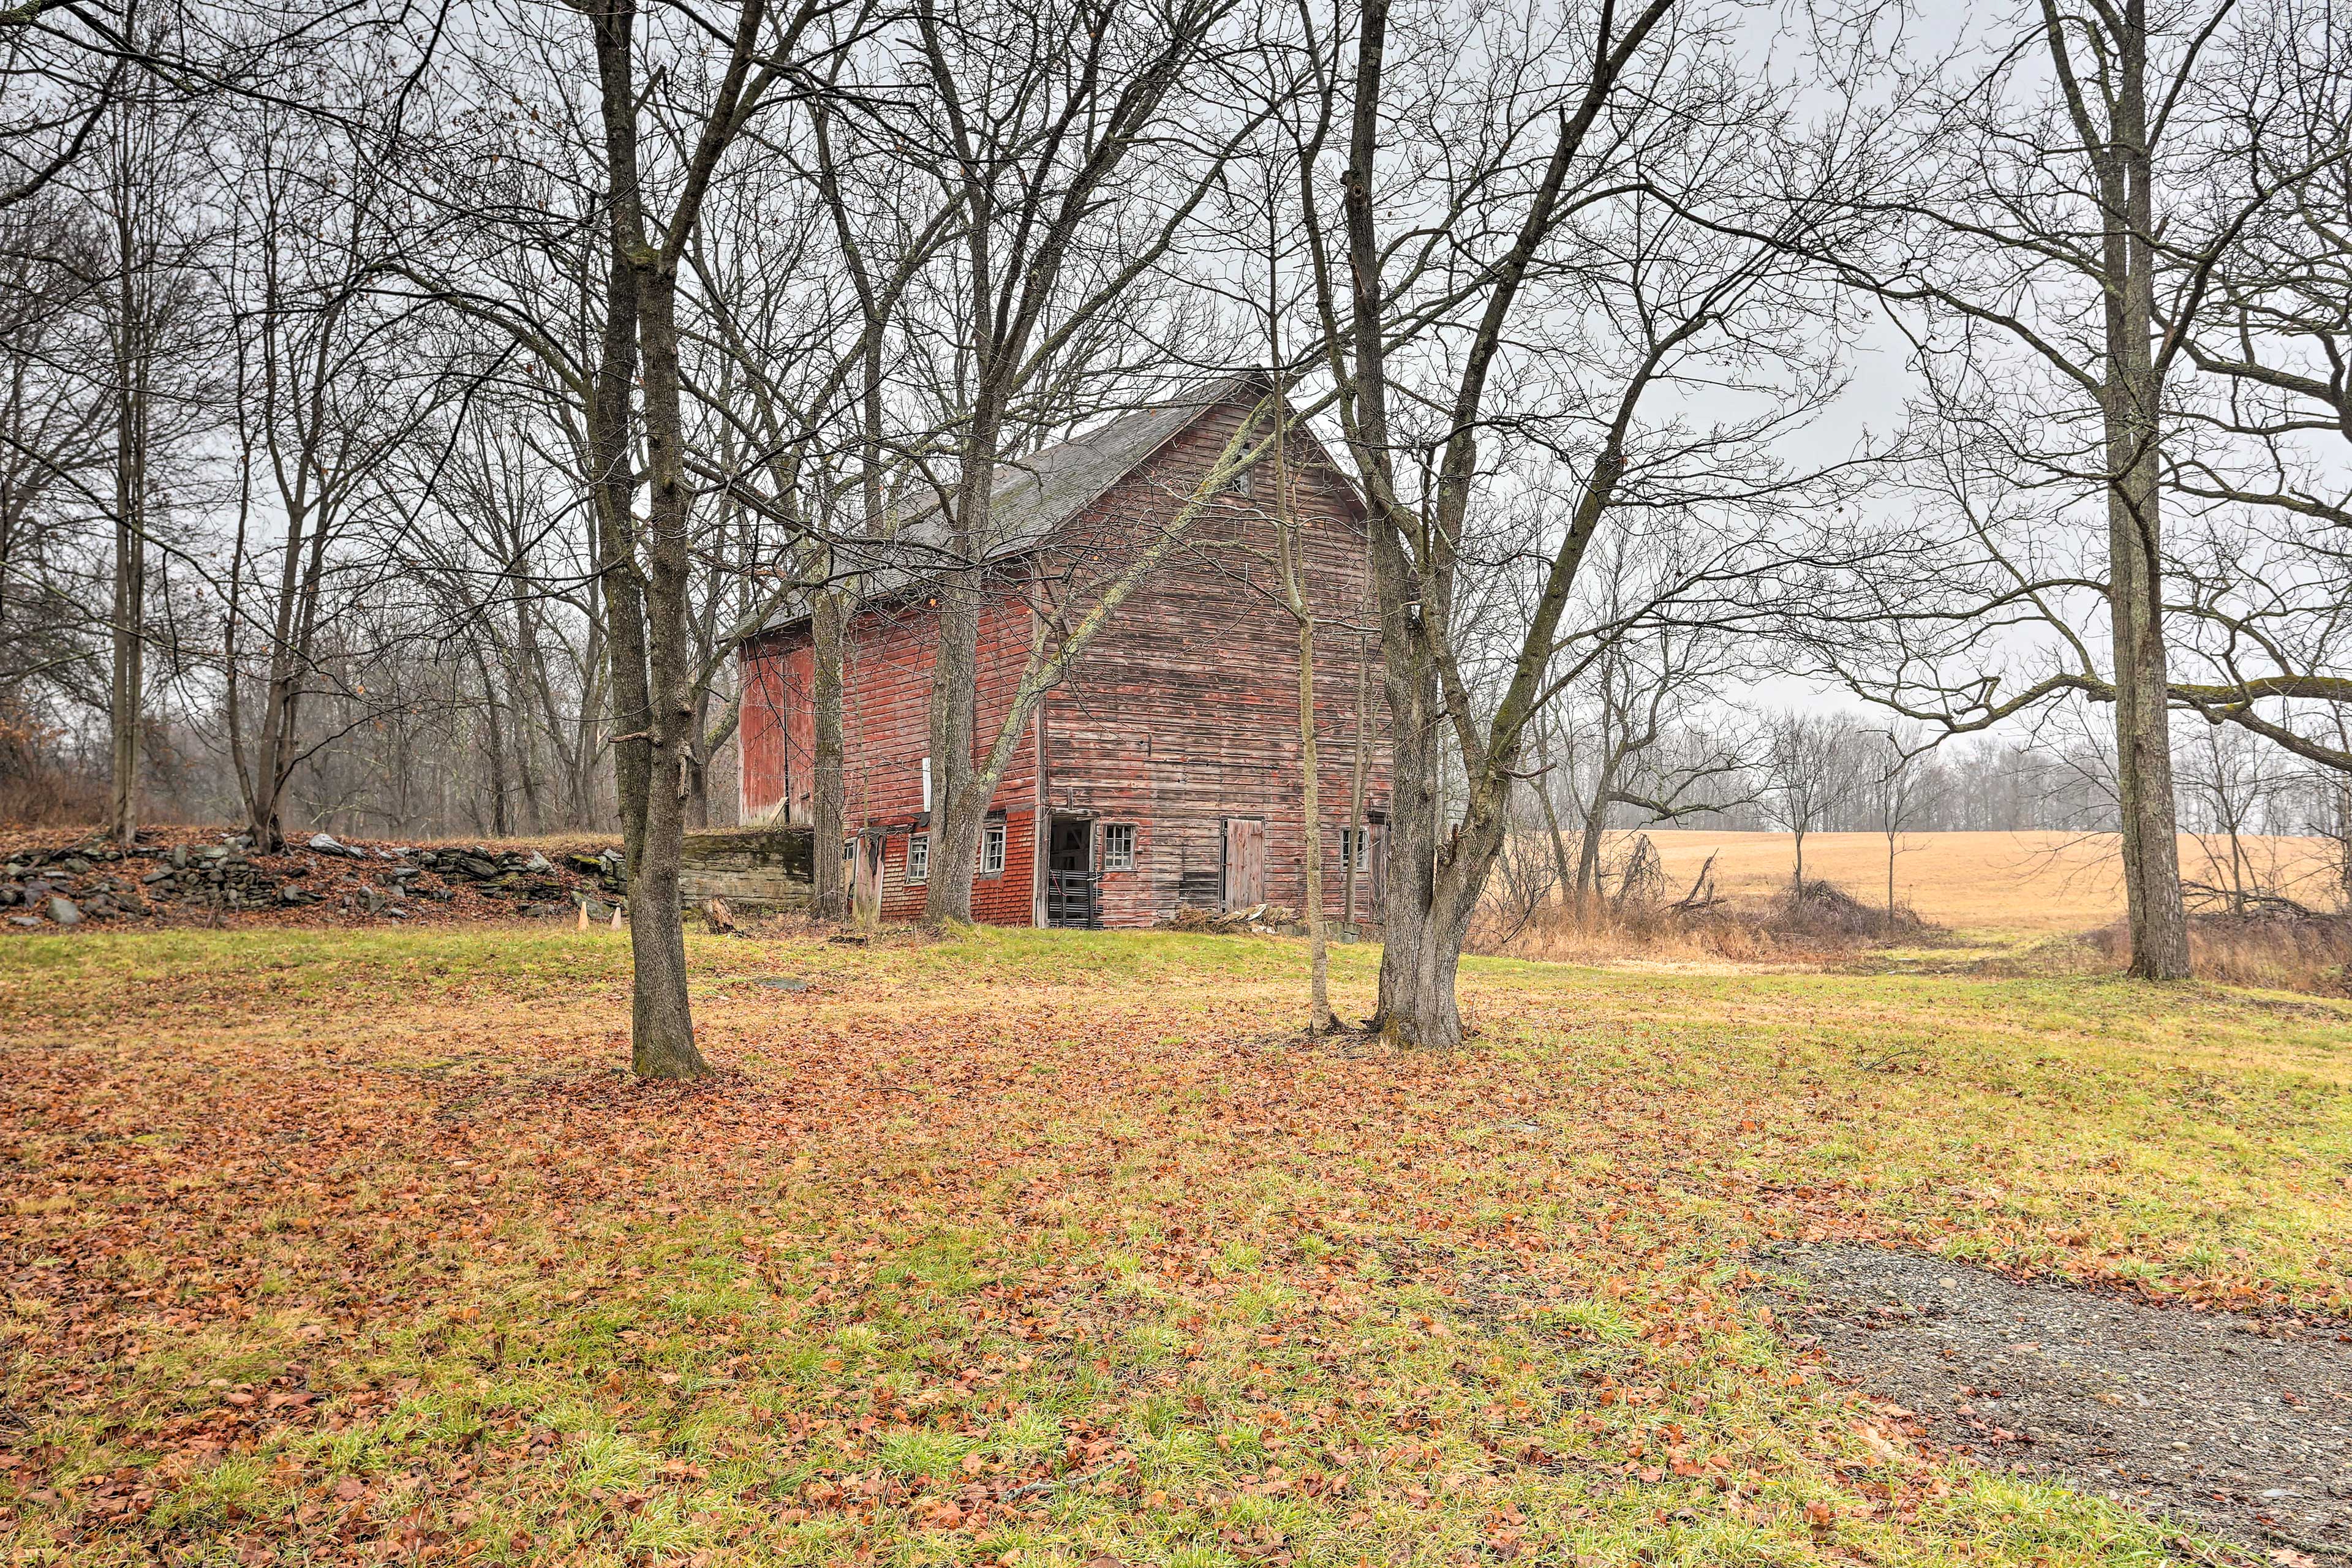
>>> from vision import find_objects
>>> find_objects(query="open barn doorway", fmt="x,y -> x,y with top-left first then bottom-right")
1046,816 -> 1098,929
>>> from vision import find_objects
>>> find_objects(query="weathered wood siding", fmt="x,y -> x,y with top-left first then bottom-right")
736,387 -> 1392,931
1039,398 -> 1390,927
740,643 -> 813,826
741,577 -> 1042,927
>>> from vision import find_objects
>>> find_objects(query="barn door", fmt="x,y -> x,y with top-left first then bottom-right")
851,831 -> 884,924
1222,818 -> 1265,910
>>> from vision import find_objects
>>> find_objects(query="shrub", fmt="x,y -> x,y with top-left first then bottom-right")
1477,875 -> 1941,964
2086,912 -> 2352,997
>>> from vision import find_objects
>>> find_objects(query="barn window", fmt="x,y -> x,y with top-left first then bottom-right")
906,832 -> 929,883
842,837 -> 856,865
921,756 -> 932,811
1103,823 -> 1136,870
976,822 -> 1007,878
1340,827 -> 1373,870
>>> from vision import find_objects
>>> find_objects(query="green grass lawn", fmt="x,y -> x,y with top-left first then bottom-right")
2,922 -> 2346,1566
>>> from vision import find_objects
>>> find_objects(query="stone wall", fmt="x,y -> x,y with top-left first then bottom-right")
677,827 -> 813,913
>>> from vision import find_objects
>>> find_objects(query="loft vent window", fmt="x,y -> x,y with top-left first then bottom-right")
906,832 -> 929,884
1103,823 -> 1136,870
976,822 -> 1007,878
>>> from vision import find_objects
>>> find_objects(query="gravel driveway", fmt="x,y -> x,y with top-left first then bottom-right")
1762,1243 -> 2351,1556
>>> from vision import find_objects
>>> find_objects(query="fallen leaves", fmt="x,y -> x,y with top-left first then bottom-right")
0,924 -> 2335,1566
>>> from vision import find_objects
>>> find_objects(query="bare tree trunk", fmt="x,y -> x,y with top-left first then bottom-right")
1367,622 -> 1455,1046
1575,733 -> 1626,905
1532,718 -> 1575,906
1268,387 -> 1332,1027
813,307 -> 885,925
245,499 -> 332,851
2053,0 -> 2190,978
1575,810 -> 1608,904
1343,630 -> 1368,935
683,747 -> 710,829
1886,827 -> 1896,937
502,577 -> 547,834
480,652 -> 511,837
107,312 -> 145,841
586,0 -> 706,1079
1296,611 -> 1330,1028
103,96 -> 154,844
623,243 -> 706,1072
810,582 -> 848,919
2102,67 -> 2191,978
921,431 -> 992,927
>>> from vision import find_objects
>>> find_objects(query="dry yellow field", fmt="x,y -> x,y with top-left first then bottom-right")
1629,828 -> 2340,932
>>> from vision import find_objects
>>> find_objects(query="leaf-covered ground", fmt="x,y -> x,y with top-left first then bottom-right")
3,924 -> 2347,1566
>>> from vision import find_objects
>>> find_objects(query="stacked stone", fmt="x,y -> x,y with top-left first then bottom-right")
408,845 -> 582,917
7,842 -> 235,925
564,848 -> 629,921
1,834 -> 623,927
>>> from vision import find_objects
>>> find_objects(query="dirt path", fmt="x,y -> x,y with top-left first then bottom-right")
1764,1243 -> 2351,1556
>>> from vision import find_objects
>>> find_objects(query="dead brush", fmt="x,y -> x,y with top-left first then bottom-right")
1477,864 -> 1945,965
1732,878 -> 1940,946
2086,912 -> 2352,997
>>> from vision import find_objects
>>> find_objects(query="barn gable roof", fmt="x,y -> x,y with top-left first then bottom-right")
763,372 -> 1276,633
955,371 -> 1265,554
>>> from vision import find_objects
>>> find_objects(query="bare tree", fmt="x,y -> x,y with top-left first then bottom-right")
1791,1 -> 2345,978
1267,376 -> 1335,1029
1550,529 -> 1755,904
1762,709 -> 1864,895
2176,720 -> 2291,913
216,56 -> 461,852
907,0 -> 1260,927
93,82 -> 212,840
1296,0 -> 1866,1044
692,97 -> 962,916
2152,0 -> 2352,771
1868,725 -> 1939,935
573,0 -> 853,1076
0,200 -> 109,809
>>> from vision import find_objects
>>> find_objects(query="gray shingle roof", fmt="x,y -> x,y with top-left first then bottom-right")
772,373 -> 1262,630
959,372 -> 1257,552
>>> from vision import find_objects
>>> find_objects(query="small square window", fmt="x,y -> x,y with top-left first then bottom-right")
976,822 -> 1007,878
906,832 -> 929,883
842,837 -> 856,864
1103,823 -> 1136,870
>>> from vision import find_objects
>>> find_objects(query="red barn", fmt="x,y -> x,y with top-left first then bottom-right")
736,376 -> 1391,929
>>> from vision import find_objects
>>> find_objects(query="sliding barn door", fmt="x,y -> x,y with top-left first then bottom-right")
1222,818 -> 1265,910
851,832 -> 883,924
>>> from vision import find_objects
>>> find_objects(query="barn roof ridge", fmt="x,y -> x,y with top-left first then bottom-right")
761,369 -> 1273,633
956,367 -> 1268,553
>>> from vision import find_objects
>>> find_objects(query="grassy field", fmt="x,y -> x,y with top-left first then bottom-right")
1631,829 -> 2340,933
4,924 -> 2349,1567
